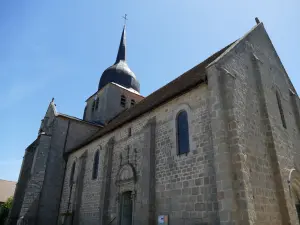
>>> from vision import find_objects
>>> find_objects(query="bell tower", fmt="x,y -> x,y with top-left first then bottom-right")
83,24 -> 143,125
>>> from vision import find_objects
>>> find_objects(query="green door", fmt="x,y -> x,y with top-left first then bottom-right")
120,192 -> 132,225
296,203 -> 300,223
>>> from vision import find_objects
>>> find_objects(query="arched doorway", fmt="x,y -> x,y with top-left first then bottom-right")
289,169 -> 300,223
119,191 -> 133,225
296,202 -> 300,222
115,163 -> 136,225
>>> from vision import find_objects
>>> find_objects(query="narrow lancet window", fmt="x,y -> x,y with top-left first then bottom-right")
92,150 -> 100,180
176,110 -> 190,155
276,91 -> 287,129
70,161 -> 76,186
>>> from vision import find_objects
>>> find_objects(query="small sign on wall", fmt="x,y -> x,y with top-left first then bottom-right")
158,215 -> 168,225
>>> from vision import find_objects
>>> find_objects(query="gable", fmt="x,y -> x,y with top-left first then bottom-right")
208,22 -> 297,95
39,101 -> 57,135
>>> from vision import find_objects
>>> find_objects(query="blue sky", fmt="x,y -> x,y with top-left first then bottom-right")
0,0 -> 299,181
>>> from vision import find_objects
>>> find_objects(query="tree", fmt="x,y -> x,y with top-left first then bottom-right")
0,196 -> 13,225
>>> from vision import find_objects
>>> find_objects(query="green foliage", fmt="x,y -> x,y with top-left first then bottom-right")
0,196 -> 13,225
2,197 -> 12,210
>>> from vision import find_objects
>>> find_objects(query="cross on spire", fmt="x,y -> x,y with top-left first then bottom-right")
122,14 -> 128,26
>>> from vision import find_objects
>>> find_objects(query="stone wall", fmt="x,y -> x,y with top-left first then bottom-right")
19,134 -> 51,221
60,83 -> 218,225
64,118 -> 100,153
84,83 -> 144,125
9,100 -> 100,225
206,23 -> 300,225
154,86 -> 218,225
35,118 -> 69,225
59,134 -> 113,224
7,140 -> 38,225
36,117 -> 101,225
59,23 -> 300,225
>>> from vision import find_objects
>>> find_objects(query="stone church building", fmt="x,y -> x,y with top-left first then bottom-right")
7,19 -> 300,225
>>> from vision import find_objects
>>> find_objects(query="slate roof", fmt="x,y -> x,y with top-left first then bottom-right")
67,40 -> 236,154
0,179 -> 16,203
98,25 -> 140,92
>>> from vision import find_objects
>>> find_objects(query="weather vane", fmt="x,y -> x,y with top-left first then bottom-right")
122,14 -> 128,25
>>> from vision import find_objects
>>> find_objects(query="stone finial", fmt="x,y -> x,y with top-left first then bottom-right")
255,17 -> 260,24
51,97 -> 55,102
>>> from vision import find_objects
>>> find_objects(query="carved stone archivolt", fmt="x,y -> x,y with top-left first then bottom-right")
288,168 -> 300,201
115,163 -> 137,225
116,163 -> 136,186
115,147 -> 138,213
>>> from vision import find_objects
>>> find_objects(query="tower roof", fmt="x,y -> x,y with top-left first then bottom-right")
116,25 -> 126,62
98,26 -> 140,93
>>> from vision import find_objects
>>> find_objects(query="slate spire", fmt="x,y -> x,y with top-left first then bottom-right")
115,25 -> 126,63
98,24 -> 140,92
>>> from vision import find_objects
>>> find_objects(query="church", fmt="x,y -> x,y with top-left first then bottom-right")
7,19 -> 300,225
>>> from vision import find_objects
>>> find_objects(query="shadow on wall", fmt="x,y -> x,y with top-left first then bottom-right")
14,197 -> 39,225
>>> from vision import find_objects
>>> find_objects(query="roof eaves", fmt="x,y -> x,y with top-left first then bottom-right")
85,88 -> 105,102
110,82 -> 144,97
86,82 -> 144,102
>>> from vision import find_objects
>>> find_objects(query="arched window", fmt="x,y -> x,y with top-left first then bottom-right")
276,91 -> 287,129
131,99 -> 135,106
92,150 -> 100,180
176,110 -> 190,155
95,98 -> 99,110
289,169 -> 300,223
120,95 -> 126,108
70,161 -> 76,186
